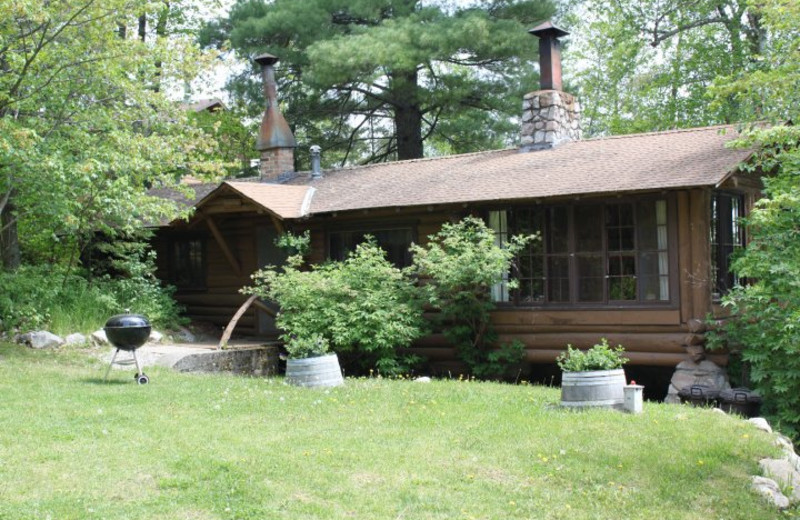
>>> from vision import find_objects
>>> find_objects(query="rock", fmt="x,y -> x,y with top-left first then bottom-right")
752,476 -> 790,509
65,333 -> 87,346
414,376 -> 432,383
665,359 -> 731,403
748,417 -> 773,433
21,331 -> 64,349
172,326 -> 197,343
759,458 -> 800,503
91,329 -> 109,346
148,330 -> 163,344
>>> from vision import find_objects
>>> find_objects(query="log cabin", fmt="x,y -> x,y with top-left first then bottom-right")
151,23 -> 762,389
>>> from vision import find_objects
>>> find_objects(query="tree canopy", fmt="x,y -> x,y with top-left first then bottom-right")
0,0 -> 224,271
564,0 -> 780,136
202,0 -> 555,166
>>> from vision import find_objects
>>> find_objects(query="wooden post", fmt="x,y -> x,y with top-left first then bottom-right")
689,189 -> 711,320
677,191 -> 693,324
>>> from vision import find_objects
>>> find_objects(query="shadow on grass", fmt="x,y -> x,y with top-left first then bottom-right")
82,377 -> 136,386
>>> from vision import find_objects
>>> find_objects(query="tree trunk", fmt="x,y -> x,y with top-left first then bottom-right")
1,196 -> 21,270
391,69 -> 424,160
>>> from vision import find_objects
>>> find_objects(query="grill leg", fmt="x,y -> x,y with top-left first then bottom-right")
131,349 -> 143,376
104,348 -> 120,381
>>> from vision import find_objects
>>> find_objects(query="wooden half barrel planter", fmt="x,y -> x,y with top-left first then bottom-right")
560,368 -> 627,409
285,353 -> 344,388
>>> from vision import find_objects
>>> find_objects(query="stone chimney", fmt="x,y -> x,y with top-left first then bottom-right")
520,22 -> 581,151
254,53 -> 297,181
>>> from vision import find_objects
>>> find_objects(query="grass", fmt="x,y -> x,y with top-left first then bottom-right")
0,342 -> 791,520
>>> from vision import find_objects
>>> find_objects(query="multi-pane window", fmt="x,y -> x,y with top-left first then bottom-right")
328,227 -> 414,268
489,199 -> 670,305
711,191 -> 745,298
170,238 -> 206,289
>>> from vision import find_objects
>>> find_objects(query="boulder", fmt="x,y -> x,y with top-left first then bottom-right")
751,476 -> 790,509
748,417 -> 772,434
20,331 -> 64,349
65,333 -> 87,346
172,325 -> 197,343
665,359 -> 730,404
759,458 -> 800,503
148,330 -> 163,344
91,329 -> 109,346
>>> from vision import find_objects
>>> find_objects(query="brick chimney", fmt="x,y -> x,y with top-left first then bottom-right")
254,53 -> 297,181
520,22 -> 581,151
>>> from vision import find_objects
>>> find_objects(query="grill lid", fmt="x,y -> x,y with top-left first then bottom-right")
104,313 -> 151,329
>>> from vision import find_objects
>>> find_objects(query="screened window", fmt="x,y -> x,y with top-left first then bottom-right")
169,238 -> 206,289
328,227 -> 414,268
711,191 -> 745,298
489,198 -> 671,305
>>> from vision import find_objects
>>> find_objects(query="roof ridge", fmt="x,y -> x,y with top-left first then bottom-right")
324,147 -> 514,174
584,123 -> 738,142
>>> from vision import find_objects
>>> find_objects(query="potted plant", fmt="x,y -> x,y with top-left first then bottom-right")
284,335 -> 344,388
556,338 -> 629,409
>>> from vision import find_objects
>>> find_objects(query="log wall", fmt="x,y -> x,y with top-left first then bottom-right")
153,184 -> 761,367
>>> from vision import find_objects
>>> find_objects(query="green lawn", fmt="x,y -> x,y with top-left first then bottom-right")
0,342 -> 788,519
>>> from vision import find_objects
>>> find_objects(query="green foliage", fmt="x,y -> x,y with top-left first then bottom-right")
187,106 -> 259,178
707,125 -> 800,437
0,0 -> 226,271
0,261 -> 183,335
556,338 -> 629,372
285,334 -> 330,359
410,216 -> 534,378
247,237 -> 426,375
565,0 -> 773,136
204,0 -> 554,165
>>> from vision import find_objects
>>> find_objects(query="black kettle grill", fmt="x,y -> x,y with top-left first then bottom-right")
103,312 -> 152,384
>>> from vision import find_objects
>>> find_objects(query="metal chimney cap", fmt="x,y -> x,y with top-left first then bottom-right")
310,144 -> 322,154
528,21 -> 569,39
254,53 -> 280,67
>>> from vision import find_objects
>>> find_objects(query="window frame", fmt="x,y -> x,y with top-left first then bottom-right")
489,195 -> 678,308
167,234 -> 207,292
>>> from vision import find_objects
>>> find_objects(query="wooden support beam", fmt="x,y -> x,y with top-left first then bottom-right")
269,214 -> 285,235
205,216 -> 242,277
218,294 -> 258,349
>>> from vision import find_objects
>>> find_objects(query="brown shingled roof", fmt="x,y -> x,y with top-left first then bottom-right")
220,182 -> 314,219
296,124 -> 753,215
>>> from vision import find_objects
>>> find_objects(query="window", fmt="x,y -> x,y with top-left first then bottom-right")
489,198 -> 671,305
328,226 -> 414,267
711,191 -> 744,297
169,238 -> 206,289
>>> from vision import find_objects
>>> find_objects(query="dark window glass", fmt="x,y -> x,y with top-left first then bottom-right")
328,227 -> 414,268
711,192 -> 745,297
170,238 -> 205,289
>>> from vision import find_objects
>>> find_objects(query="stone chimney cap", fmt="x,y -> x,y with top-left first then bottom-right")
254,53 -> 279,67
528,21 -> 569,39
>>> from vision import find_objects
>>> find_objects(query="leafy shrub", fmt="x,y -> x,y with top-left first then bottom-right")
706,126 -> 800,437
0,258 -> 183,335
556,339 -> 629,372
247,237 -> 426,375
285,334 -> 330,359
409,216 -> 534,379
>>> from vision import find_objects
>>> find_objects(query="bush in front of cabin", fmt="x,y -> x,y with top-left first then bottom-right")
409,216 -> 535,379
247,237 -> 426,376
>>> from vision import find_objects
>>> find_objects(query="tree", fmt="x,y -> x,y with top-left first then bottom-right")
202,0 -> 555,166
705,0 -> 800,436
0,0 -> 223,272
564,0 -> 768,136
